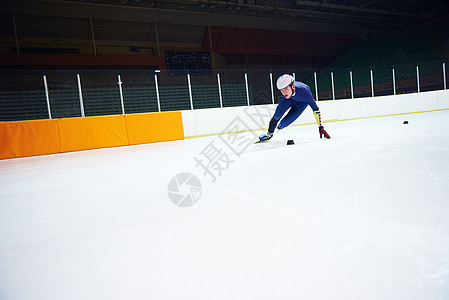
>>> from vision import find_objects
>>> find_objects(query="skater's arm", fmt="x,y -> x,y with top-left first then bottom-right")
313,109 -> 331,139
268,98 -> 290,133
313,109 -> 322,127
268,117 -> 278,134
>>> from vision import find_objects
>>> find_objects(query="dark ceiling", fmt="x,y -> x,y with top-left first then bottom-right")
1,0 -> 448,67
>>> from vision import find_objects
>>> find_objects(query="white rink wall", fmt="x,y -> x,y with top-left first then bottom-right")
182,89 -> 449,138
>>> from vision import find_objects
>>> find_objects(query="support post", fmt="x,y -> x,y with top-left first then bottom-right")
416,65 -> 420,93
444,63 -> 447,90
118,75 -> 125,114
12,13 -> 20,54
349,71 -> 354,99
331,71 -> 335,100
269,72 -> 275,104
154,70 -> 161,112
89,18 -> 97,56
76,74 -> 85,117
392,69 -> 396,95
187,73 -> 193,110
154,22 -> 160,56
208,25 -> 215,68
245,72 -> 250,106
43,75 -> 52,119
217,72 -> 223,108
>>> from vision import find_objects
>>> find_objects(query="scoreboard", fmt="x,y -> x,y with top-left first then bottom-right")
165,51 -> 211,74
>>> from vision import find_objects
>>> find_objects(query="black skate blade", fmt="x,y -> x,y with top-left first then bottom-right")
254,140 -> 269,144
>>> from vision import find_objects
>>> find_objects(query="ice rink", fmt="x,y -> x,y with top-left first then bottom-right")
1,110 -> 449,300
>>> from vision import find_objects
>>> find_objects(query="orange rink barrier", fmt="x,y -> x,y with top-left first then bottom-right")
125,111 -> 185,145
0,119 -> 60,159
57,115 -> 128,153
0,111 -> 184,160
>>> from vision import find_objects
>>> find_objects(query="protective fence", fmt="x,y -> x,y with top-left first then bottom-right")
1,61 -> 448,159
0,60 -> 447,122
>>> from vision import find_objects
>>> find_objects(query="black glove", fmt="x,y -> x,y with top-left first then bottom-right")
319,126 -> 331,139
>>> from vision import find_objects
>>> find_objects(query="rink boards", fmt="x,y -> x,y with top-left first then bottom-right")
0,112 -> 184,159
1,89 -> 448,159
182,89 -> 449,138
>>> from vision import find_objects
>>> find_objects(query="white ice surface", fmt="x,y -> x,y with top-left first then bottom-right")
1,110 -> 449,300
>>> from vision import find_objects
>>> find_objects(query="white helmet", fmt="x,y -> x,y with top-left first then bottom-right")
276,74 -> 294,90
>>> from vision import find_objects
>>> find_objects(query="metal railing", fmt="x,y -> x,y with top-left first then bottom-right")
0,60 -> 447,121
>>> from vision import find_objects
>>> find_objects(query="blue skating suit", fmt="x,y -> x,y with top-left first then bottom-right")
272,81 -> 319,130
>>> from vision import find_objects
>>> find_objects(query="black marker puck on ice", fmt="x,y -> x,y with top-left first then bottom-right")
403,121 -> 409,124
287,139 -> 295,145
